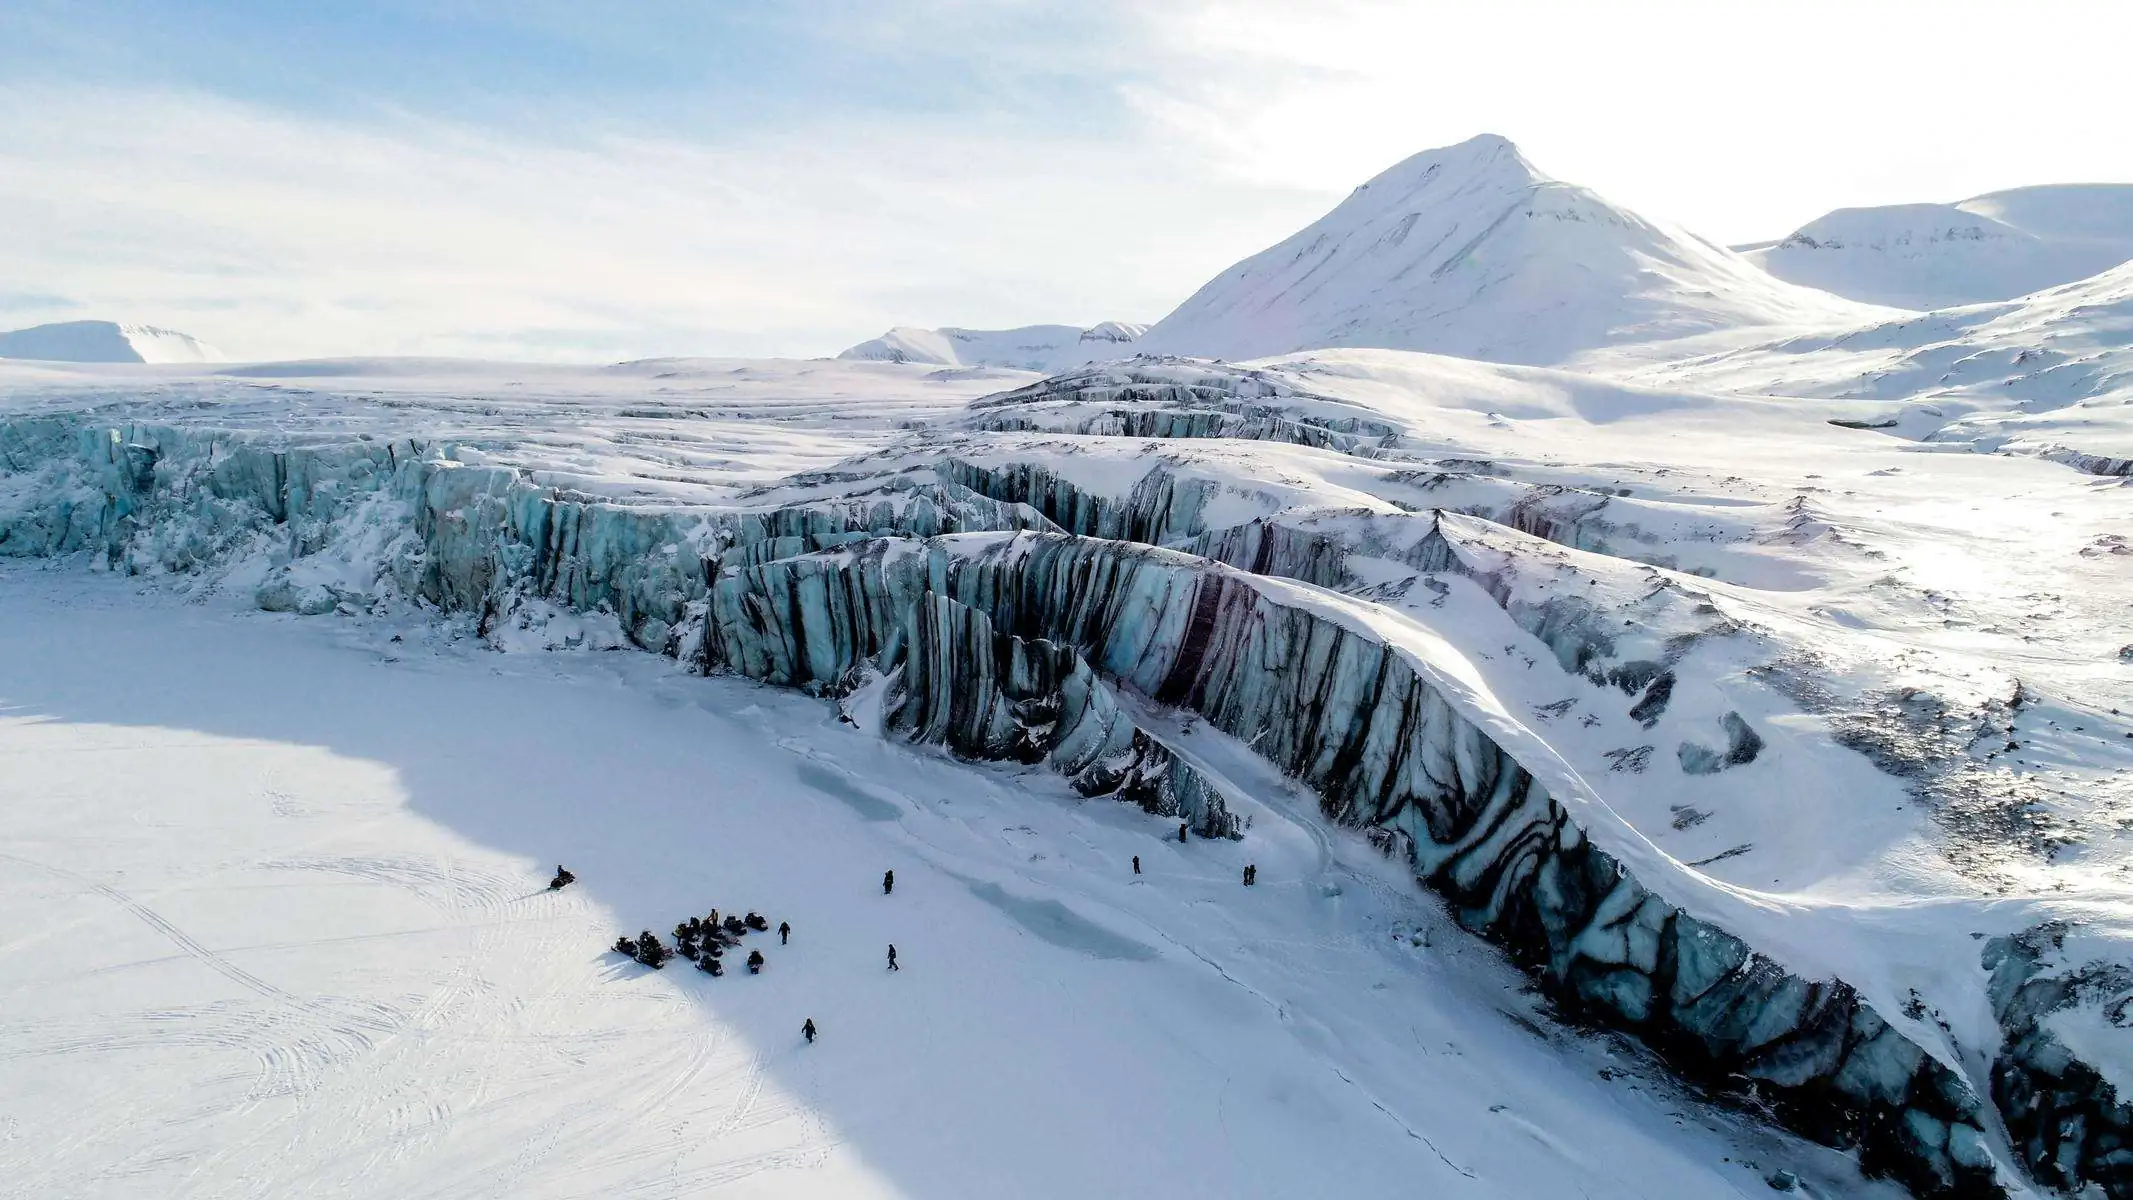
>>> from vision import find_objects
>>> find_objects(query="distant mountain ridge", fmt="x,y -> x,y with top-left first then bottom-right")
837,321 -> 1145,373
1741,184 -> 2133,310
0,320 -> 220,364
1132,134 -> 1886,368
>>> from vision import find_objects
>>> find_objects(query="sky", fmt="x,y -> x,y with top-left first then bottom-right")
3,0 -> 2131,362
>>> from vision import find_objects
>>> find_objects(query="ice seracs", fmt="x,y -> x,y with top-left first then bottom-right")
1132,133 -> 1888,368
1742,184 -> 2133,310
837,321 -> 1146,372
0,319 -> 220,363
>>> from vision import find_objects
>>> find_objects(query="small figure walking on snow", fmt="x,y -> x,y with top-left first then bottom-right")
886,944 -> 900,971
1132,855 -> 1141,875
548,865 -> 576,890
779,921 -> 791,945
746,948 -> 765,975
882,869 -> 895,896
1178,822 -> 1189,844
1242,863 -> 1257,887
803,1018 -> 817,1044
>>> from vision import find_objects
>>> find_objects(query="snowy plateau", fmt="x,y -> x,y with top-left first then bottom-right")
0,319 -> 222,365
4,135 -> 2133,1200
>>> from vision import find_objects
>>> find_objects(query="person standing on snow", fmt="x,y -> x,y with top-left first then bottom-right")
746,948 -> 765,974
1132,855 -> 1141,875
886,944 -> 899,971
882,869 -> 895,896
779,921 -> 791,945
803,1018 -> 817,1044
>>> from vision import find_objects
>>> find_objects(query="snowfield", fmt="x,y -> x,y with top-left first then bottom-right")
1741,185 -> 2133,311
0,568 -> 1886,1199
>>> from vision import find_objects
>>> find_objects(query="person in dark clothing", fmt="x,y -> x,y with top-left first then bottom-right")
636,932 -> 672,969
779,921 -> 790,945
1132,855 -> 1141,875
802,1018 -> 816,1044
886,944 -> 899,971
1243,863 -> 1257,886
746,948 -> 765,975
883,870 -> 895,895
1178,823 -> 1189,843
549,865 -> 576,890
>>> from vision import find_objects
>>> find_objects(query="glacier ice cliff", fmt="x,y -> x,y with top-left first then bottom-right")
9,401 -> 2124,1198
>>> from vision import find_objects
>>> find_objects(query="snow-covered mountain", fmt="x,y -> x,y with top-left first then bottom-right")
1133,134 -> 1886,368
0,319 -> 220,363
1742,184 -> 2133,310
1641,258 -> 2133,472
837,321 -> 1144,372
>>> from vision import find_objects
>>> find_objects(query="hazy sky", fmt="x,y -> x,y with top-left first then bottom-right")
4,0 -> 2130,361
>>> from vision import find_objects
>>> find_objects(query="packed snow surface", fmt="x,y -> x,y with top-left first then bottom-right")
837,322 -> 1145,372
0,569 -> 1893,1199
1744,185 -> 2133,310
1132,134 -> 1889,368
0,319 -> 220,364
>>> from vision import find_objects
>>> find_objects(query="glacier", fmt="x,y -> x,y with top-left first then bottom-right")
11,345 -> 2133,1196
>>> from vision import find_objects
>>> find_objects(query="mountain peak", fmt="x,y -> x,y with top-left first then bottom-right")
1135,136 -> 1880,367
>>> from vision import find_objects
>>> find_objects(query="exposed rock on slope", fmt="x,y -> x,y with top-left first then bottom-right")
1133,134 -> 1885,367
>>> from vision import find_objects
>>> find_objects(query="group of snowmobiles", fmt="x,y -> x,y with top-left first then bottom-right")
613,908 -> 784,977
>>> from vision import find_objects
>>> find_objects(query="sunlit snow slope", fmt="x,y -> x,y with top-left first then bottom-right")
0,319 -> 220,364
1132,134 -> 1889,368
1744,185 -> 2133,311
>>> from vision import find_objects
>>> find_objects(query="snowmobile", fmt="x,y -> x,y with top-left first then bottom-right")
745,912 -> 769,932
699,955 -> 723,977
614,936 -> 639,957
635,931 -> 672,969
548,865 -> 576,890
